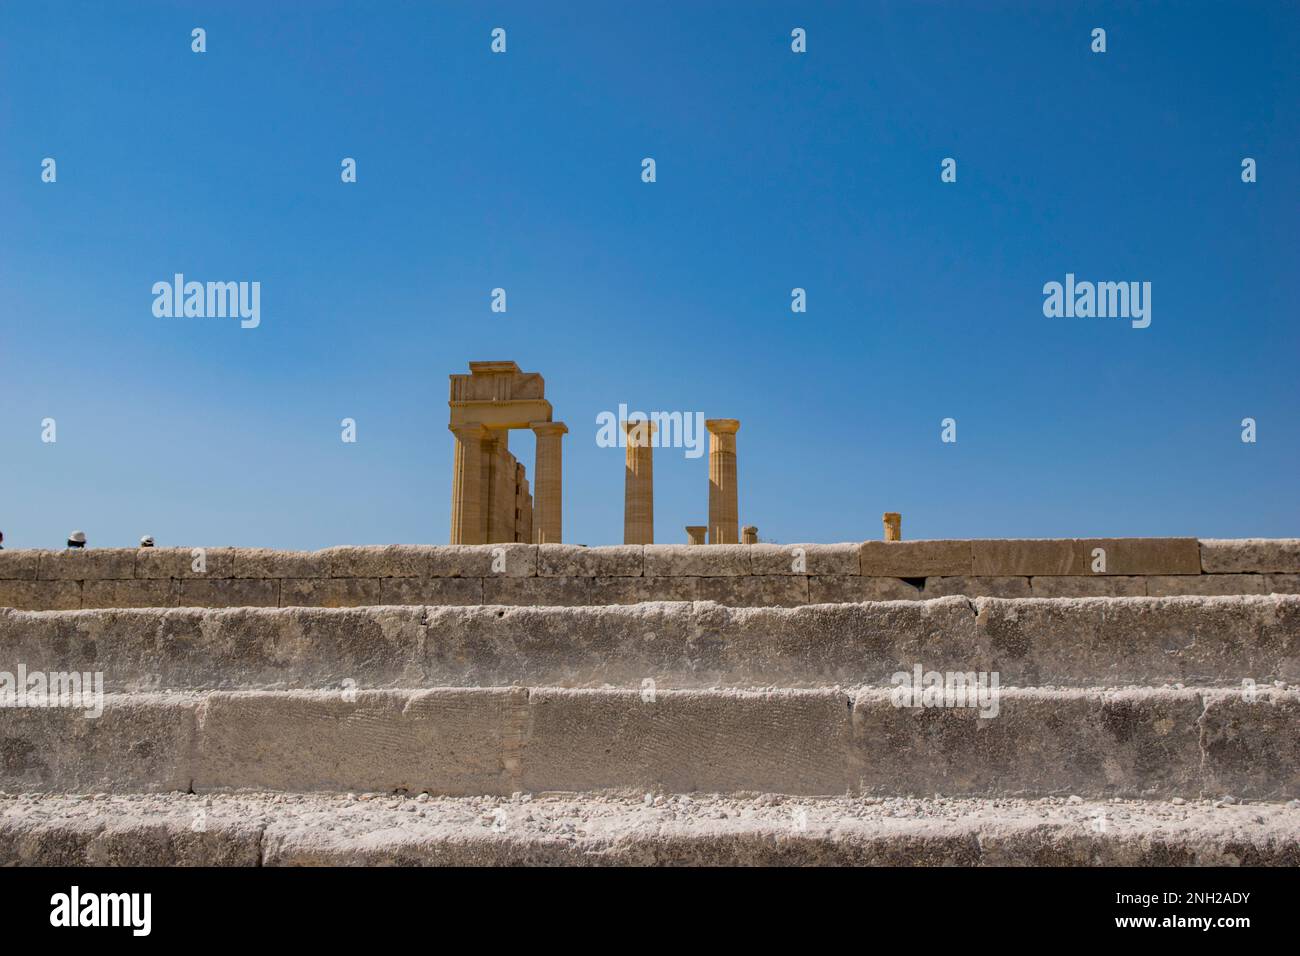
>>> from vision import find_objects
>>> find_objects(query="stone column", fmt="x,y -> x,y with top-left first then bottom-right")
883,512 -> 901,541
706,419 -> 740,544
531,421 -> 567,544
449,423 -> 488,544
685,526 -> 707,546
623,420 -> 656,545
741,526 -> 758,544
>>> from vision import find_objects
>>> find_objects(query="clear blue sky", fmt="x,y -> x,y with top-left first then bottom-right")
1,1 -> 1296,549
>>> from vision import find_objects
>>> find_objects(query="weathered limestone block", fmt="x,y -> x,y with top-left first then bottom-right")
0,694 -> 198,792
38,549 -> 136,581
82,579 -> 180,609
973,538 -> 1200,576
194,689 -> 527,794
1200,689 -> 1300,799
522,688 -> 854,795
1266,575 -> 1300,594
379,577 -> 483,606
1029,576 -> 1146,597
324,545 -> 433,579
973,595 -> 1300,687
419,603 -> 701,688
851,688 -> 1204,797
809,576 -> 921,604
750,543 -> 859,576
1147,575 -> 1267,597
178,578 -> 279,608
643,544 -> 751,577
860,540 -> 972,577
538,544 -> 643,578
0,581 -> 81,610
279,578 -> 383,608
135,547 -> 236,579
427,544 -> 537,578
482,576 -> 699,606
0,811 -> 263,866
696,575 -> 808,607
924,576 -> 1031,598
1200,539 -> 1300,573
0,551 -> 40,580
233,548 -> 329,578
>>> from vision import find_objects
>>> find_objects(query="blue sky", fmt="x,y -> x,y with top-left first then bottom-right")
1,1 -> 1296,549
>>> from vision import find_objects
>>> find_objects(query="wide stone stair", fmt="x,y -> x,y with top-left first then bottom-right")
1,541 -> 1298,865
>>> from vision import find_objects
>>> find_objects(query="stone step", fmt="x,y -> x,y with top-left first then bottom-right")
2,595 -> 1296,691
3,687 -> 1296,799
2,791 -> 1296,866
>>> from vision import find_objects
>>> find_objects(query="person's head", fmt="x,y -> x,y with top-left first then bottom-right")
139,535 -> 155,548
67,530 -> 87,549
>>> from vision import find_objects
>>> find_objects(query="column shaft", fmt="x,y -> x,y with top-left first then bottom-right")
706,419 -> 740,544
623,420 -> 656,545
449,423 -> 488,544
531,422 -> 567,544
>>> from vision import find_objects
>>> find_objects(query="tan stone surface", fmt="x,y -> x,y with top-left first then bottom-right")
706,419 -> 740,545
1147,574 -> 1267,597
0,580 -> 81,610
0,551 -> 39,580
809,576 -> 922,603
750,543 -> 859,576
973,538 -> 1200,576
280,578 -> 384,608
685,526 -> 707,546
429,544 -> 537,578
622,420 -> 655,545
860,540 -> 972,576
83,578 -> 180,609
851,688 -> 1206,797
135,546 -> 236,579
379,577 -> 484,606
1266,575 -> 1300,594
195,689 -> 528,795
38,549 -> 136,580
523,688 -> 854,796
643,544 -> 751,576
538,544 -> 643,578
324,545 -> 432,578
531,421 -> 567,544
924,576 -> 1032,598
1201,539 -> 1300,573
178,578 -> 279,608
1029,576 -> 1147,598
882,512 -> 901,542
232,548 -> 328,579
696,575 -> 809,607
449,422 -> 487,545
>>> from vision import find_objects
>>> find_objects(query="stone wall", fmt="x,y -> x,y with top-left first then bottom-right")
0,538 -> 1296,610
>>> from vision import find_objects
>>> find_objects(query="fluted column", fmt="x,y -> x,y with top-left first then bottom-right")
706,419 -> 740,544
742,525 -> 758,544
883,512 -> 901,541
685,526 -> 707,546
623,420 -> 656,545
449,423 -> 488,544
531,421 -> 567,544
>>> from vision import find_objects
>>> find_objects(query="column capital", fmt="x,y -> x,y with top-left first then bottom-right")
449,422 -> 488,439
705,418 -> 740,435
530,420 -> 568,437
